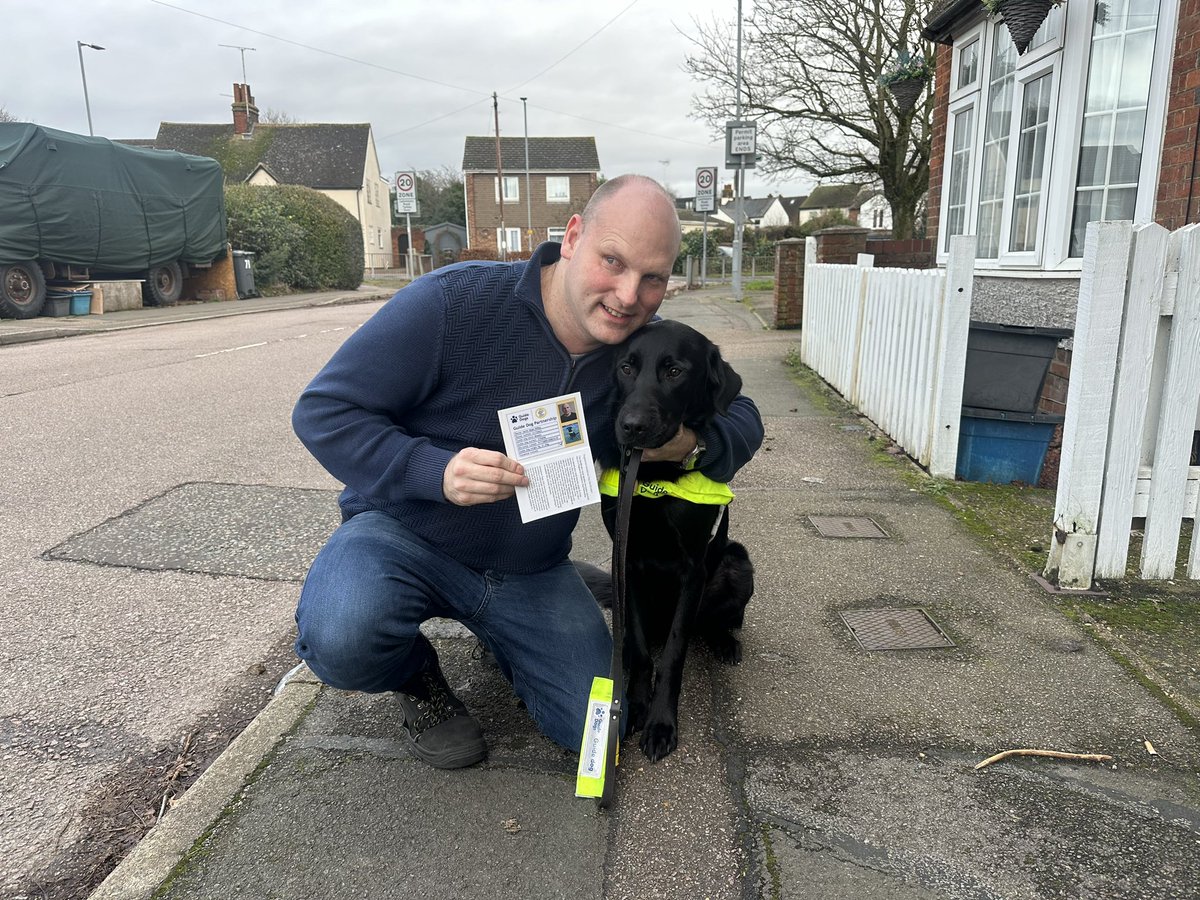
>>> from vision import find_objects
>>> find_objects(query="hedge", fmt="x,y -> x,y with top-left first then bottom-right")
225,184 -> 364,292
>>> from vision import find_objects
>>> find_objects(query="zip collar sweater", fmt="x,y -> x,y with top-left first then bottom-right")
293,242 -> 764,575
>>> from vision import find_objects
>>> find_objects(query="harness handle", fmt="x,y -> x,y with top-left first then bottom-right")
598,445 -> 640,808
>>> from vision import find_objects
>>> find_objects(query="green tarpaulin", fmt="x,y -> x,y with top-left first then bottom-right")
0,123 -> 226,271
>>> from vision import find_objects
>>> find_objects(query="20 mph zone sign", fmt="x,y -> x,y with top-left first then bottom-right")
395,171 -> 418,214
694,167 -> 717,213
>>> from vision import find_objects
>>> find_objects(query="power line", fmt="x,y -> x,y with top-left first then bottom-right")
154,1 -> 720,151
153,1 -> 491,98
503,0 -> 640,94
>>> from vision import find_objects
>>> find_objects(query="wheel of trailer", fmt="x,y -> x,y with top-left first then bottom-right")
143,261 -> 183,306
0,261 -> 48,319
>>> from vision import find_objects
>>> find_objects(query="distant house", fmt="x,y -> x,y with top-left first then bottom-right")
797,183 -> 868,224
461,136 -> 600,255
779,195 -> 809,226
677,194 -> 792,230
148,84 -> 393,270
722,195 -> 790,227
858,190 -> 893,232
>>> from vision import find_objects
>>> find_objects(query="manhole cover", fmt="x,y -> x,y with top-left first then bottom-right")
839,608 -> 954,650
46,482 -> 341,582
809,515 -> 888,538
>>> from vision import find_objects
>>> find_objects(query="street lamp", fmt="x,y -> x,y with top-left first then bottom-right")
77,41 -> 105,136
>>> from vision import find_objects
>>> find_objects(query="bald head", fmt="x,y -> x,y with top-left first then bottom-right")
580,175 -> 681,258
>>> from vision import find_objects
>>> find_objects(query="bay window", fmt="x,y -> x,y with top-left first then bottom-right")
938,0 -> 1174,270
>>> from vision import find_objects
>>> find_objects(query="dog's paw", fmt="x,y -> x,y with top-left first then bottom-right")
639,720 -> 678,762
704,631 -> 743,665
627,698 -> 648,733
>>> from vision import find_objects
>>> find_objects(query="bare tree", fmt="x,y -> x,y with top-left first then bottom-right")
684,0 -> 934,239
0,106 -> 20,123
261,108 -> 300,124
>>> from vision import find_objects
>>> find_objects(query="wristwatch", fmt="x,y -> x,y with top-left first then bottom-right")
680,436 -> 706,471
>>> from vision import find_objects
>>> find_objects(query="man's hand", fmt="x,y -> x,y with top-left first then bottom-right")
640,426 -> 697,464
443,448 -> 529,506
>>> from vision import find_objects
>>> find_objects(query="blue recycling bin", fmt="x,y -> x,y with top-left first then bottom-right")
956,407 -> 1063,485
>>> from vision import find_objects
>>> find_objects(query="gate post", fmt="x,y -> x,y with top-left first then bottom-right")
1045,222 -> 1135,588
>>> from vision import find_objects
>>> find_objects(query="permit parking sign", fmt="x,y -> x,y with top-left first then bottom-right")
725,121 -> 757,169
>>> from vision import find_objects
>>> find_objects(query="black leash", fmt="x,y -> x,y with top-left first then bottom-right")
599,444 -> 641,809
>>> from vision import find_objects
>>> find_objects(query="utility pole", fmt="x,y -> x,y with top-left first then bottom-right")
521,97 -> 533,252
493,92 -> 507,261
733,0 -> 745,302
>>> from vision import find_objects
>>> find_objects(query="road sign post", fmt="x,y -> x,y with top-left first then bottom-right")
695,167 -> 718,288
395,172 -> 418,277
725,121 -> 756,301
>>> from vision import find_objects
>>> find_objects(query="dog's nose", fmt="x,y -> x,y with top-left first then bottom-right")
618,414 -> 649,445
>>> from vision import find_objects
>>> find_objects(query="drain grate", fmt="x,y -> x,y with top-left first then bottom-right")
839,607 -> 955,650
809,515 -> 888,539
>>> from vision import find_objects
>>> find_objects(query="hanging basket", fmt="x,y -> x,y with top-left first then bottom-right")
999,0 -> 1055,54
887,75 -> 928,113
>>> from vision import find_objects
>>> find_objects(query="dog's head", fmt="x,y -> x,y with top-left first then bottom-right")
611,320 -> 742,449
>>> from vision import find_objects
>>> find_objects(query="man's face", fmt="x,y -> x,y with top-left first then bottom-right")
554,186 -> 680,353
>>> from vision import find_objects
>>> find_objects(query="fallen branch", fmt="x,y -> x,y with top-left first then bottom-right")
974,748 -> 1113,770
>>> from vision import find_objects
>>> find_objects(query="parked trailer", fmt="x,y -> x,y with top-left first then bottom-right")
0,123 -> 227,318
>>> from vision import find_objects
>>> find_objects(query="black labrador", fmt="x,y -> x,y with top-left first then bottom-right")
596,319 -> 754,762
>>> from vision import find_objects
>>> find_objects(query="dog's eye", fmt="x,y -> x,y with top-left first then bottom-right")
667,366 -> 682,379
619,363 -> 633,376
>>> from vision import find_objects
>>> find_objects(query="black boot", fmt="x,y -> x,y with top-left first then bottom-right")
396,654 -> 487,769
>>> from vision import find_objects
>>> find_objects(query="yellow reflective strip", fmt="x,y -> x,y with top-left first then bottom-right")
597,468 -> 734,505
575,676 -> 613,798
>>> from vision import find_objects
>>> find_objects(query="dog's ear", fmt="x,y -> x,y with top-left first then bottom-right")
707,344 -> 743,414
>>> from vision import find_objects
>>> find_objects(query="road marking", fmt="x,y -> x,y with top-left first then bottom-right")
194,341 -> 268,359
193,326 -> 354,358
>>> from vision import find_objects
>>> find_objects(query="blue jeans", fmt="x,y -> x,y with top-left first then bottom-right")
294,510 -> 612,751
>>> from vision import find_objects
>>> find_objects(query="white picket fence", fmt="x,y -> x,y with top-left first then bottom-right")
800,235 -> 976,477
1046,222 -> 1200,588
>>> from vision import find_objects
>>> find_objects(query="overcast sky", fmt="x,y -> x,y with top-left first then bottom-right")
3,0 -> 814,201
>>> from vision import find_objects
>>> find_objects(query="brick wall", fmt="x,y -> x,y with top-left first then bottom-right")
773,239 -> 806,328
1155,0 -> 1200,229
1035,346 -> 1072,488
814,226 -> 869,263
865,237 -> 937,268
926,44 -> 952,252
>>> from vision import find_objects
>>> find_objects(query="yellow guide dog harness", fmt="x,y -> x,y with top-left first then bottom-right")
597,468 -> 734,505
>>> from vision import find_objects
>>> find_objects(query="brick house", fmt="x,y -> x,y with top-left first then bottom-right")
150,84 -> 393,271
921,0 -> 1193,329
461,136 -> 600,255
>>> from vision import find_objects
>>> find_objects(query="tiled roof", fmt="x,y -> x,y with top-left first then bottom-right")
800,183 -> 866,210
153,122 -> 372,188
462,136 -> 599,172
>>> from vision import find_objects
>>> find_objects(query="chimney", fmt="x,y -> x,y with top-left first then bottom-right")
232,83 -> 259,135
721,183 -> 734,200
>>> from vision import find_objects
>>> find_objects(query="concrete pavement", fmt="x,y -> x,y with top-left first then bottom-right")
10,284 -> 1197,899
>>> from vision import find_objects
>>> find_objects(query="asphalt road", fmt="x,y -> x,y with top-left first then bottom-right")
0,301 -> 386,897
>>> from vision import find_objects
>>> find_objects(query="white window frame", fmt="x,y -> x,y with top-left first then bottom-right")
494,176 -> 520,203
546,176 -> 570,202
501,227 -> 521,253
547,226 -> 567,243
936,0 -> 1177,272
997,55 -> 1059,267
942,93 -> 980,254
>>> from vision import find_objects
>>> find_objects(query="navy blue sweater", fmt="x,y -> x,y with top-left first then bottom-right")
293,242 -> 763,574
